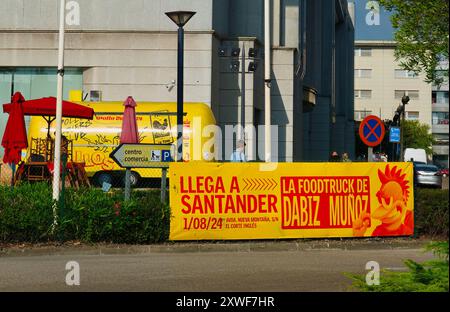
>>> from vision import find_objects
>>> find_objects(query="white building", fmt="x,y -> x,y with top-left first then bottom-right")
350,0 -> 448,166
432,58 -> 449,168
354,42 -> 431,127
0,0 -> 355,162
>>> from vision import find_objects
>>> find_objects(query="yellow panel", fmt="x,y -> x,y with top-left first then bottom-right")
169,162 -> 415,240
26,102 -> 216,178
69,90 -> 83,102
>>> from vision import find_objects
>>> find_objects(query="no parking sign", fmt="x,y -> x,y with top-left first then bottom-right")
359,115 -> 385,147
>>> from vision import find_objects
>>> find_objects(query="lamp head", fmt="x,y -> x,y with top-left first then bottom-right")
401,95 -> 410,105
165,11 -> 196,27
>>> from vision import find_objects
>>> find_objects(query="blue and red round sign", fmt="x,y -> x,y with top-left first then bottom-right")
359,115 -> 385,147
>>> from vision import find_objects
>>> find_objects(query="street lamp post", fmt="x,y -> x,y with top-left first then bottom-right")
400,95 -> 410,161
165,11 -> 196,162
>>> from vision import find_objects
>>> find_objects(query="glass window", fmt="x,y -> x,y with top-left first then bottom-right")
0,67 -> 83,158
432,112 -> 449,125
432,91 -> 449,105
355,69 -> 372,78
355,48 -> 372,57
415,164 -> 439,172
395,90 -> 419,99
355,90 -> 372,99
395,69 -> 418,78
354,110 -> 372,121
406,111 -> 419,120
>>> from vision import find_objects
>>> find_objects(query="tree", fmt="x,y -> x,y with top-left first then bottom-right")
403,120 -> 435,155
379,0 -> 449,85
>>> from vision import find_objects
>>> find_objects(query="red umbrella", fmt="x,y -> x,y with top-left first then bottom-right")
120,96 -> 139,144
2,92 -> 28,165
3,94 -> 94,137
3,96 -> 94,119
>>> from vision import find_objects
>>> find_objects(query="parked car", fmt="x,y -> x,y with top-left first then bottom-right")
413,164 -> 443,188
438,168 -> 449,177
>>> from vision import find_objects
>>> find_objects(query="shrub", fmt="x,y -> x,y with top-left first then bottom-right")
346,241 -> 449,292
0,183 -> 170,244
0,183 -> 447,243
0,183 -> 54,242
59,189 -> 170,244
414,188 -> 449,238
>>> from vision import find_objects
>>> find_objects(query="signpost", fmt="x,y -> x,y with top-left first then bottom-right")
359,115 -> 385,162
110,144 -> 173,202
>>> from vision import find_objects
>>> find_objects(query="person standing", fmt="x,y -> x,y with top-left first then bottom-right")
330,151 -> 340,162
230,139 -> 247,162
342,152 -> 351,162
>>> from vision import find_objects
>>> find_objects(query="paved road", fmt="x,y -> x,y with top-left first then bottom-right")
0,247 -> 435,292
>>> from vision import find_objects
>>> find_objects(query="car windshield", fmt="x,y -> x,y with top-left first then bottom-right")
416,165 -> 439,172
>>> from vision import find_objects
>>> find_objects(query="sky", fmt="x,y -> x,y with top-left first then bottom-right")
350,0 -> 395,41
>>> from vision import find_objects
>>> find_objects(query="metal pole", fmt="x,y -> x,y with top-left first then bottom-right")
59,153 -> 68,241
240,42 -> 246,140
124,168 -> 131,201
400,105 -> 405,161
10,164 -> 15,188
264,0 -> 272,162
161,168 -> 167,203
52,0 -> 66,232
368,147 -> 373,162
176,26 -> 184,162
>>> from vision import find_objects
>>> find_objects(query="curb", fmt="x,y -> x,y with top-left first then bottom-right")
0,237 -> 433,258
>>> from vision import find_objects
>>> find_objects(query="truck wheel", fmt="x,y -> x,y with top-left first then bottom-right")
94,172 -> 113,187
123,171 -> 140,188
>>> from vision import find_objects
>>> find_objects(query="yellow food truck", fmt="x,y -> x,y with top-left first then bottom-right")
26,99 -> 217,187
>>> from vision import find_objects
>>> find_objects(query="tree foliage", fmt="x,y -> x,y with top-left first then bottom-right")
403,120 -> 435,155
379,0 -> 449,85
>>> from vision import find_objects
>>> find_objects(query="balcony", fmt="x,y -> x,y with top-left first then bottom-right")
432,123 -> 449,134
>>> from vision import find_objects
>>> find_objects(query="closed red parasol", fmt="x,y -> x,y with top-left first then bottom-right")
1,92 -> 28,165
120,96 -> 139,144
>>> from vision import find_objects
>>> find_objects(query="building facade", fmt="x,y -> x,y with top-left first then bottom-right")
0,0 -> 355,162
350,0 -> 448,166
353,42 -> 432,127
432,58 -> 449,168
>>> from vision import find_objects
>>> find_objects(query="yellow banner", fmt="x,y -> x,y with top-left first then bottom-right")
169,162 -> 414,240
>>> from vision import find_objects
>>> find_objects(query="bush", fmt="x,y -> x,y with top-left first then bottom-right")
0,183 -> 170,244
346,241 -> 449,292
0,183 -> 53,242
60,189 -> 170,244
415,188 -> 449,238
0,183 -> 447,243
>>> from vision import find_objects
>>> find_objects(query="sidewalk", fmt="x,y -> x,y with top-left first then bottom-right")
0,237 -> 434,258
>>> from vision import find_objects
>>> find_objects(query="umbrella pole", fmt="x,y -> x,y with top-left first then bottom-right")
46,117 -> 51,138
10,164 -> 15,188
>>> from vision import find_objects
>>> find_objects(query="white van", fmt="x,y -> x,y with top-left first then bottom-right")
404,148 -> 427,163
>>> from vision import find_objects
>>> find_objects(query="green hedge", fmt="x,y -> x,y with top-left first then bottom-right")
0,184 -> 448,243
415,188 -> 449,238
0,183 -> 54,242
0,183 -> 170,244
